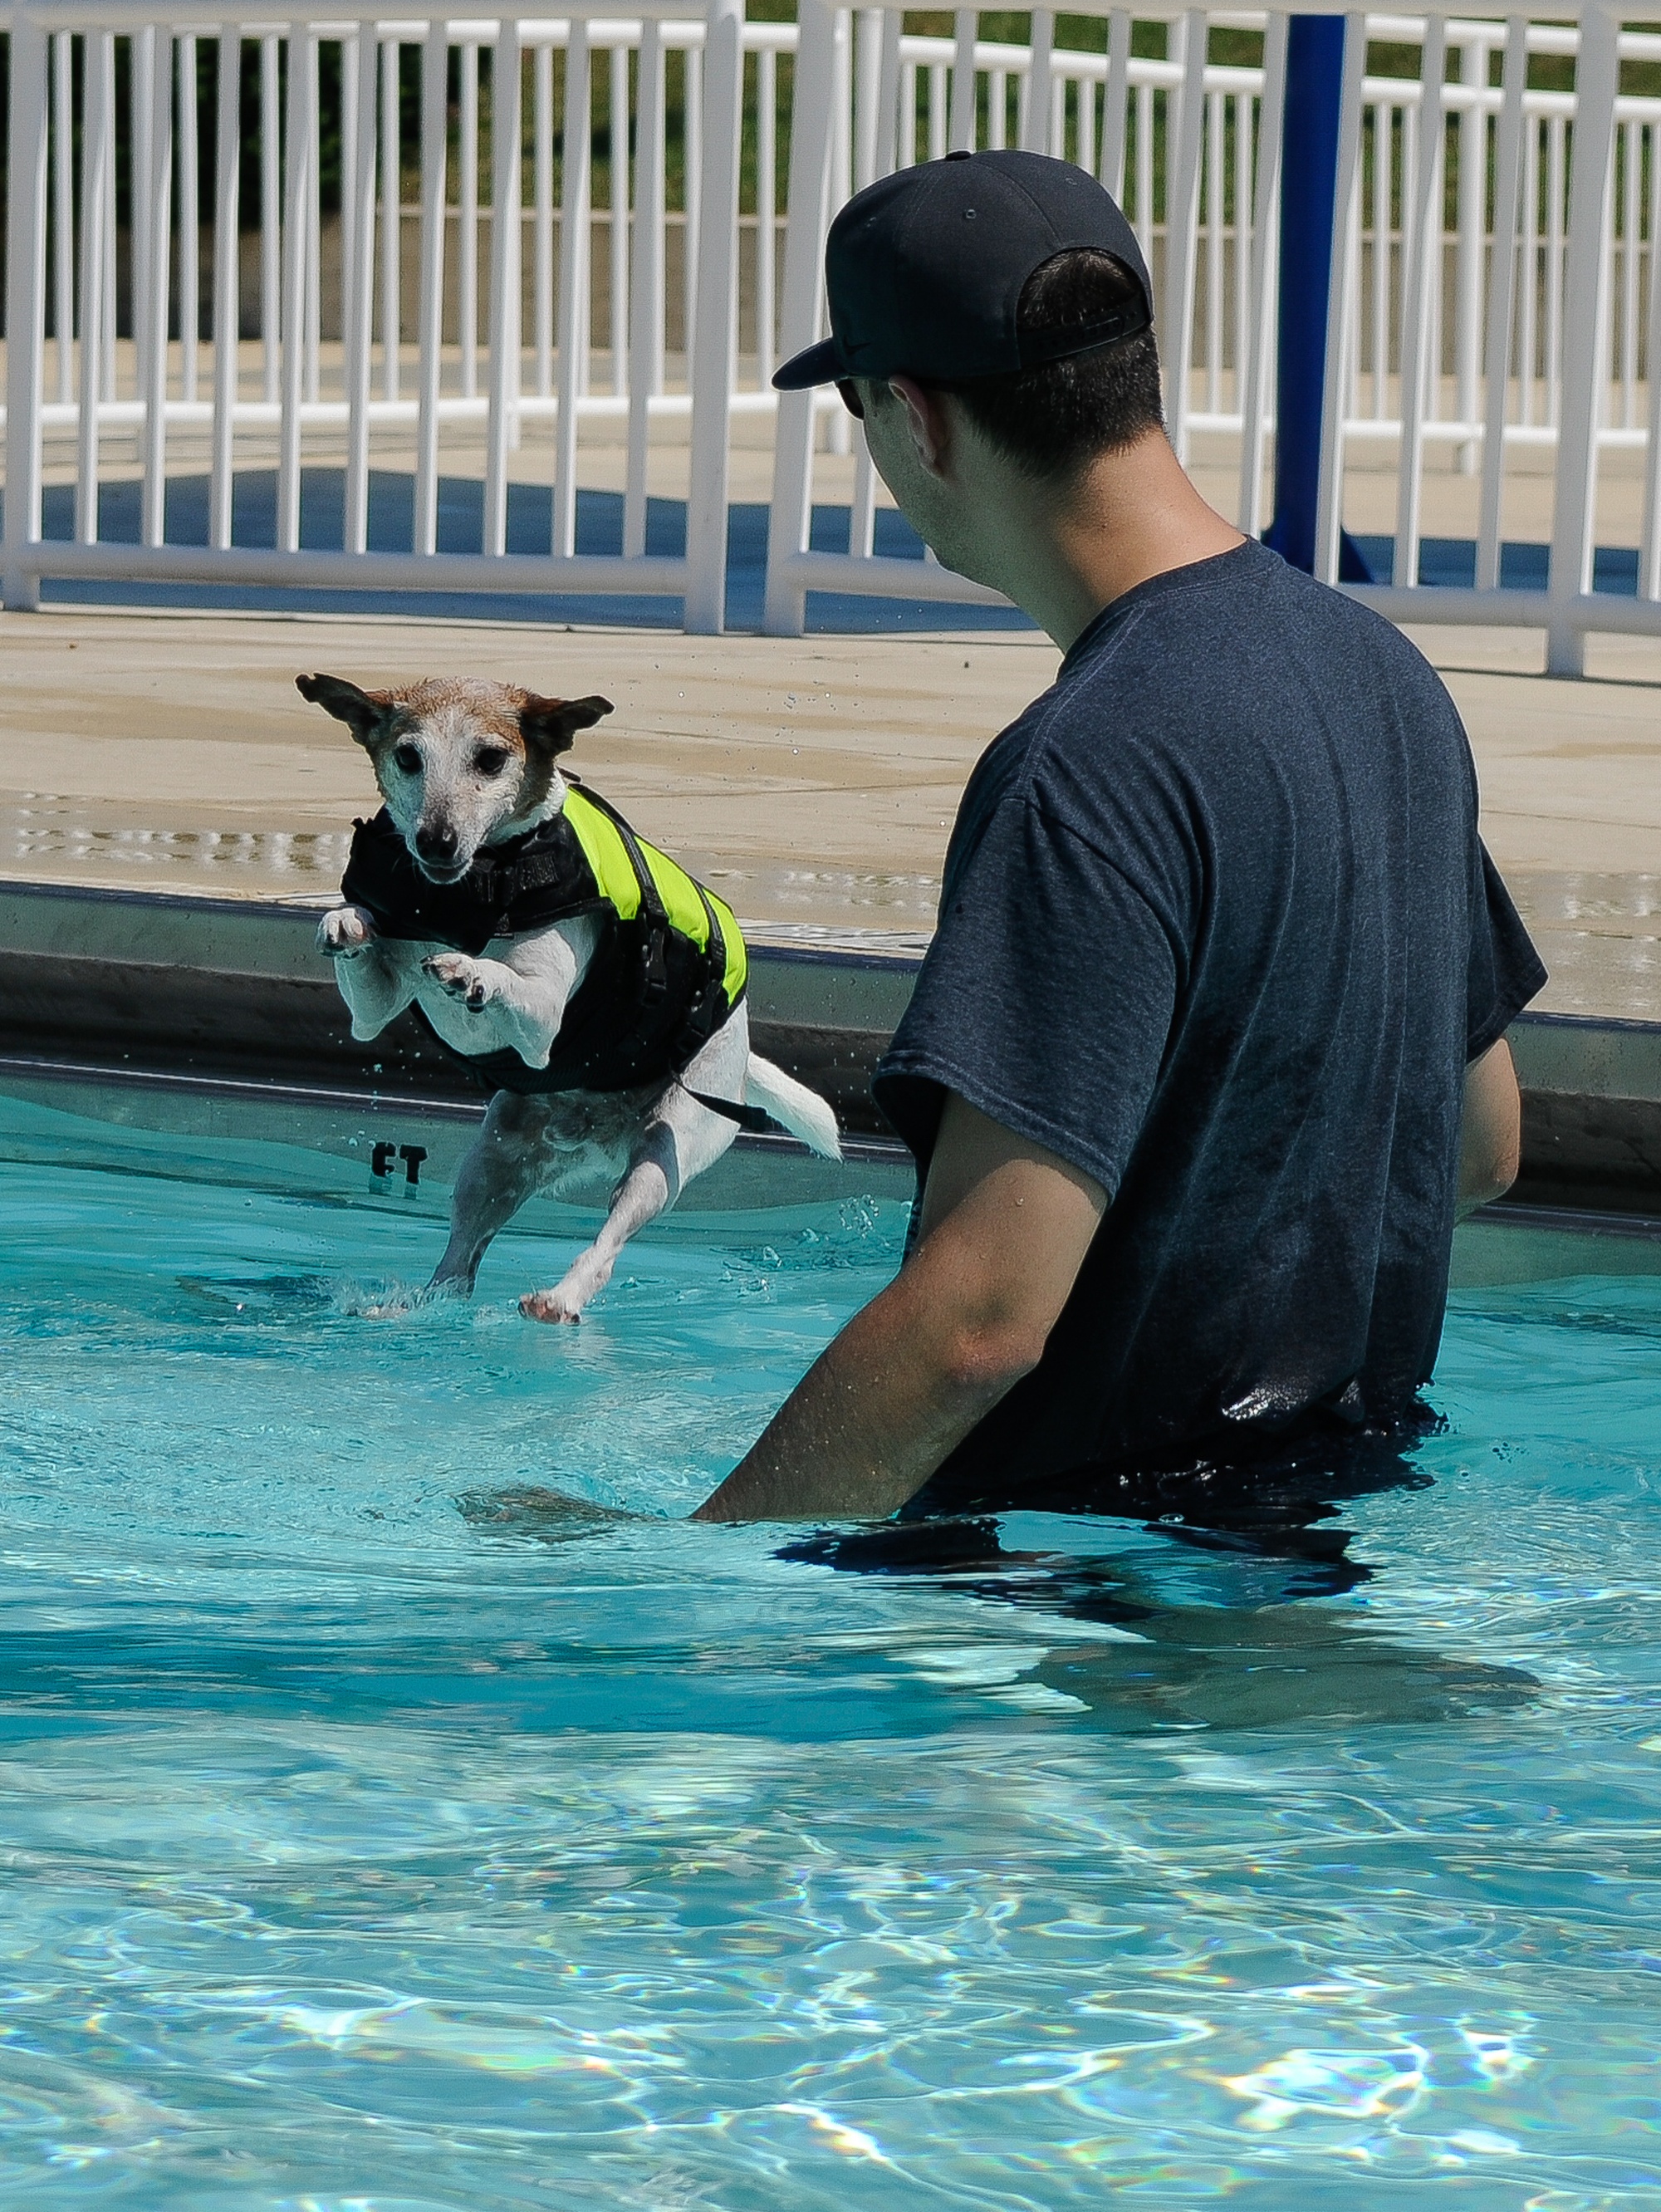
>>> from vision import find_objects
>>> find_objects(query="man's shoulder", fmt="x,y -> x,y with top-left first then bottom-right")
952,543 -> 1470,876
1055,542 -> 1463,744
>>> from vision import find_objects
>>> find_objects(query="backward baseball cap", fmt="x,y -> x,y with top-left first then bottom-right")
772,149 -> 1154,391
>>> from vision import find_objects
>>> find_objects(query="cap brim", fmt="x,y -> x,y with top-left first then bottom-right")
771,337 -> 846,391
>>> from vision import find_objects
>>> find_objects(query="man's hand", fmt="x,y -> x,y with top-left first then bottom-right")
1458,1037 -> 1521,1219
693,1094 -> 1106,1523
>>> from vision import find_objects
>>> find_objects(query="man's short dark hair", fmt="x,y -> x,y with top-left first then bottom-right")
870,248 -> 1164,487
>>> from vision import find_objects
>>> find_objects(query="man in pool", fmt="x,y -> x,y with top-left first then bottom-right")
693,150 -> 1545,1527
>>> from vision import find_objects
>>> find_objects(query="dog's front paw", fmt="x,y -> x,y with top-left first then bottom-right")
319,905 -> 376,957
424,950 -> 495,1011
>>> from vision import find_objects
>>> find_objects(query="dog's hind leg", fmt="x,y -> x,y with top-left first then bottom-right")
521,1021 -> 746,1324
520,1132 -> 677,1324
431,1091 -> 554,1295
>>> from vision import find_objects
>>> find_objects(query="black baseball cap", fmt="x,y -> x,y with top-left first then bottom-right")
772,149 -> 1154,392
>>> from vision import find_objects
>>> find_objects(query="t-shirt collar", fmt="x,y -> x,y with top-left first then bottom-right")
1058,538 -> 1269,682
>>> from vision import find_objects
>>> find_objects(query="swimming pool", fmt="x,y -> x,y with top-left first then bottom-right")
1,1069 -> 1659,2209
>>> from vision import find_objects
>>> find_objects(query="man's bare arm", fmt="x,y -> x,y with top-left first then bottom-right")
693,1095 -> 1107,1523
1458,1037 -> 1521,1220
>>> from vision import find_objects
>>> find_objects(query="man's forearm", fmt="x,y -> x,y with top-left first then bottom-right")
693,1263 -> 1026,1523
695,1096 -> 1105,1526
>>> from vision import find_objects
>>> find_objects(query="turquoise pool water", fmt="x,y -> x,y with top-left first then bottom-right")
1,1096 -> 1659,2208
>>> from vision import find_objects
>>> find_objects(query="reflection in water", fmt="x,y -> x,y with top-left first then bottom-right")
734,920 -> 935,954
1,800 -> 350,880
467,1463 -> 1541,1734
458,1484 -> 643,1542
777,1479 -> 1540,1733
0,809 -> 941,940
696,863 -> 941,944
702,864 -> 941,918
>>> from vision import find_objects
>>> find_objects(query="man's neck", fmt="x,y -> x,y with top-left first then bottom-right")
1001,434 -> 1246,654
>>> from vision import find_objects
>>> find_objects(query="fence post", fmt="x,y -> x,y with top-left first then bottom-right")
414,15 -> 448,557
141,28 -> 175,547
685,0 -> 746,632
1548,2 -> 1622,677
948,10 -> 977,153
1100,10 -> 1130,194
1162,10 -> 1208,463
1476,17 -> 1530,591
51,30 -> 71,407
1392,17 -> 1449,589
1311,13 -> 1365,586
77,36 -> 114,545
1235,13 -> 1286,536
210,28 -> 243,550
345,18 -> 380,554
131,27 -> 156,388
178,34 -> 199,403
762,0 -> 839,637
279,25 -> 317,552
855,7 -> 884,186
1452,33 -> 1486,473
3,13 -> 49,611
1020,8 -> 1055,154
625,21 -> 667,559
552,20 -> 592,559
483,20 -> 522,560
1266,14 -> 1365,580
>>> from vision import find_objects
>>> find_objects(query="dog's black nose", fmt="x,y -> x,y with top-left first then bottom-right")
415,824 -> 459,864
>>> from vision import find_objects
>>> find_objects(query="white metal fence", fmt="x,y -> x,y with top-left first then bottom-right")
3,1 -> 1661,666
2,0 -> 767,626
767,1 -> 1661,670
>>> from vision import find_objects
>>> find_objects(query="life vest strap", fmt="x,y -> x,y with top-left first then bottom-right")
688,1090 -> 777,1134
566,780 -> 672,998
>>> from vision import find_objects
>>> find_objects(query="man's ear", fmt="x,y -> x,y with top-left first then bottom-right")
518,693 -> 615,756
888,376 -> 953,480
296,673 -> 391,746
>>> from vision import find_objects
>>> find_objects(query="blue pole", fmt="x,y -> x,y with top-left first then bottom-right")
1264,16 -> 1369,580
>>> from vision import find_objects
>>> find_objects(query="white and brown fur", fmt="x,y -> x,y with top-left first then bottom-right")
299,673 -> 841,1322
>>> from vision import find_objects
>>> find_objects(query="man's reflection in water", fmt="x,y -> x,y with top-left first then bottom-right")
463,1418 -> 1538,1730
778,1420 -> 1540,1729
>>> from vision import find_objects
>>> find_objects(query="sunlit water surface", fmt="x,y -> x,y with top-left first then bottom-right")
1,1139 -> 1659,2210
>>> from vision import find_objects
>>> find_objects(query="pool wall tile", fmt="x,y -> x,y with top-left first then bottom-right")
0,880 -> 1657,1219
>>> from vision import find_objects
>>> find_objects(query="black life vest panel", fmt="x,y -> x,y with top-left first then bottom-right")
340,782 -> 748,1097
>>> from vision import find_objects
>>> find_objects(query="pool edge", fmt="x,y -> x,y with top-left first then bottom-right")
0,878 -> 1656,1214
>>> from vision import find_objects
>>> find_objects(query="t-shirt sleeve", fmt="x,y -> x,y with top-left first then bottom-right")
1465,841 -> 1547,1063
872,797 -> 1178,1196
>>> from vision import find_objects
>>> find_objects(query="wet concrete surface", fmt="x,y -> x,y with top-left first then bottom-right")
0,606 -> 1655,1017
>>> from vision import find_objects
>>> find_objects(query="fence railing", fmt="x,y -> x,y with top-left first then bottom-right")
767,2 -> 1661,669
4,2 -> 1661,665
2,0 -> 766,625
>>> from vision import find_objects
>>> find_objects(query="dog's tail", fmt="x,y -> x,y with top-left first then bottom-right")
744,1057 -> 843,1160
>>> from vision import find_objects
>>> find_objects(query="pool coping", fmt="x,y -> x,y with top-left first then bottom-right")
0,875 -> 1656,1212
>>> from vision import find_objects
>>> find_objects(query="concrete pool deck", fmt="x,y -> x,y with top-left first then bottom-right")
0,601 -> 1656,1020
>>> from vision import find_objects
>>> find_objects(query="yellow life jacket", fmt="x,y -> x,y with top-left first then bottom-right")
340,782 -> 747,1096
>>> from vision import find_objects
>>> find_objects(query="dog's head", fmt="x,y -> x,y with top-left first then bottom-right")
296,674 -> 613,883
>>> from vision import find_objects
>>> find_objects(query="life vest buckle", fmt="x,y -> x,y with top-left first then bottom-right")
640,927 -> 669,1003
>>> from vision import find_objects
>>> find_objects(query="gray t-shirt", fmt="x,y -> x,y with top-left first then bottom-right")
874,540 -> 1545,1503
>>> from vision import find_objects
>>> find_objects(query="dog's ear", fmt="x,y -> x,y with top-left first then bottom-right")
296,673 -> 392,747
518,693 -> 614,757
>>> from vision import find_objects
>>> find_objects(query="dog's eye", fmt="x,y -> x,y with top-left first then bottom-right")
475,748 -> 511,777
392,743 -> 421,776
